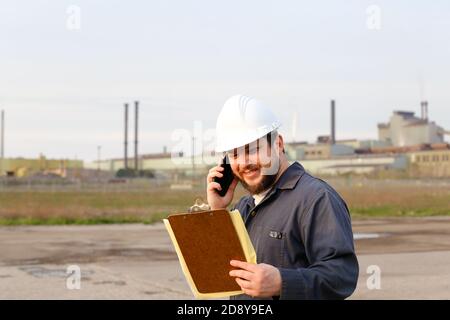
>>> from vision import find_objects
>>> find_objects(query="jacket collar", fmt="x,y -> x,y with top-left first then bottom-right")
274,161 -> 305,190
244,161 -> 305,210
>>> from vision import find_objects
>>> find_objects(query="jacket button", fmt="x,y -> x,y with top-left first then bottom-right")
250,211 -> 256,217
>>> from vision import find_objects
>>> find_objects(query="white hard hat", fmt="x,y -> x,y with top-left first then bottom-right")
215,94 -> 282,152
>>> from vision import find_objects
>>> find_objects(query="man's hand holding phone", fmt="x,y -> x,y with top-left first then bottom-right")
206,156 -> 238,210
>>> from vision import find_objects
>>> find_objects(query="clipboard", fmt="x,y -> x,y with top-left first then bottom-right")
163,199 -> 256,299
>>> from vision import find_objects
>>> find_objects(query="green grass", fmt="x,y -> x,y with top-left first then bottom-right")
0,212 -> 170,226
0,190 -> 200,226
337,184 -> 450,218
0,182 -> 449,225
350,206 -> 450,217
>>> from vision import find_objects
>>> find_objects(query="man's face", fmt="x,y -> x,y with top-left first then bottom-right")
227,134 -> 281,195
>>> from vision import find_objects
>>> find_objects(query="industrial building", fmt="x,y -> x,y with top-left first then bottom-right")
85,99 -> 450,178
408,147 -> 450,177
378,106 -> 447,147
3,99 -> 448,179
0,155 -> 83,178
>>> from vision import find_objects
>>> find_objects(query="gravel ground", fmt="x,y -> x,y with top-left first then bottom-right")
1,217 -> 449,299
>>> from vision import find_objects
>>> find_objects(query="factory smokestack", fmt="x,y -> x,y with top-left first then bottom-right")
124,103 -> 129,169
1,110 -> 4,159
134,101 -> 139,172
421,100 -> 428,120
331,100 -> 336,145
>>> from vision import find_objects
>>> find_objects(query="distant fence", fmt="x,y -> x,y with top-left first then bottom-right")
325,176 -> 450,189
0,176 -> 208,193
0,175 -> 449,193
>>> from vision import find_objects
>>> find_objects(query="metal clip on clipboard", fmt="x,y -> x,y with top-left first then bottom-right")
188,197 -> 211,213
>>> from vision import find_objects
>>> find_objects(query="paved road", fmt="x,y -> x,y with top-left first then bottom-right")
1,217 -> 449,299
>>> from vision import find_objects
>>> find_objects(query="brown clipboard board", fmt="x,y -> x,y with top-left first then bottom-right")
163,206 -> 256,299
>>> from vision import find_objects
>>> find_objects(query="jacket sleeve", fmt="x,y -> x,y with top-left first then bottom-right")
278,190 -> 359,299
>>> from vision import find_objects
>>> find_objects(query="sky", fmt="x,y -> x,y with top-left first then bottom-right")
1,0 -> 449,162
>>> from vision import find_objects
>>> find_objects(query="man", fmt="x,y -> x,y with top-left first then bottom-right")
206,94 -> 359,300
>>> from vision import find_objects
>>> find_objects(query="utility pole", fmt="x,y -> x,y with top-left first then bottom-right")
124,103 -> 129,169
97,145 -> 101,177
331,100 -> 336,145
134,101 -> 139,172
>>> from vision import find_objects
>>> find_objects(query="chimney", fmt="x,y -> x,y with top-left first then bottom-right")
421,101 -> 428,120
330,100 -> 336,145
134,101 -> 139,172
421,101 -> 424,119
124,103 -> 129,169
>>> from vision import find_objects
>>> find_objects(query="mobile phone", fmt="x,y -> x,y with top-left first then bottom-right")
214,155 -> 234,197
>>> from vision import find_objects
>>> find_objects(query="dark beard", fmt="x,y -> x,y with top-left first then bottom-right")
238,173 -> 278,195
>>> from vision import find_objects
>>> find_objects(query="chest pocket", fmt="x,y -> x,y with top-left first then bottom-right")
252,225 -> 285,267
